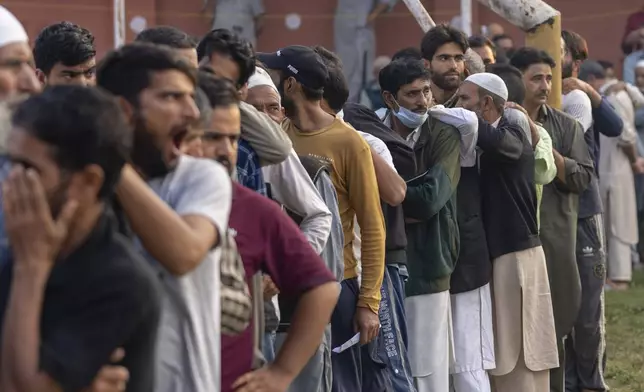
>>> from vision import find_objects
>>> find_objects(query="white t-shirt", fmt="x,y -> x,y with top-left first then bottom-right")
141,155 -> 232,392
563,89 -> 593,132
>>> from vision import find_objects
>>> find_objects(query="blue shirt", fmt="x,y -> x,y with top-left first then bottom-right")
236,138 -> 267,197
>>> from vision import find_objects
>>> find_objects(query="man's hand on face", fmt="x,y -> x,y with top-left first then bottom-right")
354,307 -> 380,345
2,166 -> 77,267
84,349 -> 130,392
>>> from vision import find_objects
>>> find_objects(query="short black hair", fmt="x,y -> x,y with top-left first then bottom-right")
197,67 -> 239,109
487,63 -> 526,104
562,30 -> 588,62
135,26 -> 197,49
468,35 -> 496,55
11,85 -> 130,199
421,24 -> 469,61
312,45 -> 343,69
598,60 -> 614,71
379,59 -> 431,97
314,48 -> 349,113
579,60 -> 606,82
509,47 -> 556,72
33,21 -> 96,74
97,43 -> 197,106
492,34 -> 513,45
392,47 -> 423,61
196,29 -> 256,87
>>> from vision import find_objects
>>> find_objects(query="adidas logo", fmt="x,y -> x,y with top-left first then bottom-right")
583,246 -> 593,254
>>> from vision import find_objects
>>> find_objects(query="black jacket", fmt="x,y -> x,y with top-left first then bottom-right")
478,115 -> 541,259
342,103 -> 416,265
450,163 -> 491,294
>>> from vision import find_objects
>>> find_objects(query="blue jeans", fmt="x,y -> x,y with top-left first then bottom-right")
262,331 -> 276,363
379,265 -> 416,392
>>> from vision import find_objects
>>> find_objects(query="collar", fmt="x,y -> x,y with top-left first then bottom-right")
382,110 -> 422,146
536,104 -> 549,124
492,117 -> 501,128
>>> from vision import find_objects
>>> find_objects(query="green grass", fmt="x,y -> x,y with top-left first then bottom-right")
605,270 -> 644,391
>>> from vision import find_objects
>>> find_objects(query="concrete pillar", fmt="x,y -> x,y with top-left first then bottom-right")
476,0 -> 562,108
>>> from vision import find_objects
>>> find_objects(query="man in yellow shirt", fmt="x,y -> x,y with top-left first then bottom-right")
260,45 -> 386,391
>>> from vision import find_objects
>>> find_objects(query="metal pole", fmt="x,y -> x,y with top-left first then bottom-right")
113,0 -> 126,48
460,0 -> 472,36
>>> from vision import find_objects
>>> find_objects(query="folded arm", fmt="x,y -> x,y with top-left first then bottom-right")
428,105 -> 478,167
116,163 -> 231,276
240,101 -> 292,166
552,121 -> 594,193
403,130 -> 461,220
592,97 -> 624,137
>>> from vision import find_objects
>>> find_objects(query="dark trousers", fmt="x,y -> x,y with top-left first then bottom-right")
331,278 -> 391,392
379,265 -> 416,392
563,215 -> 608,392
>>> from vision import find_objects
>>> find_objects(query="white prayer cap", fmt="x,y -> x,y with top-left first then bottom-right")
248,67 -> 279,95
464,72 -> 509,101
0,6 -> 28,49
636,60 -> 644,70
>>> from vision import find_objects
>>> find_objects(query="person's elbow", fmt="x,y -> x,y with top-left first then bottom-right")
164,232 -> 216,276
381,181 -> 407,206
301,281 -> 340,320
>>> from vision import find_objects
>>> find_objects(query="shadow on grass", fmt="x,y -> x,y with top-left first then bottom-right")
605,270 -> 644,392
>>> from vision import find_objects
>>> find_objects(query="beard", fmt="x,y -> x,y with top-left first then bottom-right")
278,76 -> 297,118
432,70 -> 464,91
562,61 -> 574,79
131,114 -> 172,179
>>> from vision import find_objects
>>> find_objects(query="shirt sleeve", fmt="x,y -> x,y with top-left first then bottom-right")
592,97 -> 624,137
240,101 -> 292,166
403,128 -> 461,220
262,150 -> 332,255
428,105 -> 479,167
172,158 -> 232,235
263,203 -> 336,298
558,120 -> 594,194
534,125 -> 557,185
357,131 -> 397,171
563,90 -> 594,132
606,94 -> 638,146
346,139 -> 386,313
40,267 -> 160,391
476,119 -> 525,161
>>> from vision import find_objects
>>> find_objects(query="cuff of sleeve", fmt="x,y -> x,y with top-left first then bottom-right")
563,156 -> 578,178
357,297 -> 380,314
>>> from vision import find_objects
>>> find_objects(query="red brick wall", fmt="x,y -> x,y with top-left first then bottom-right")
2,0 -> 641,71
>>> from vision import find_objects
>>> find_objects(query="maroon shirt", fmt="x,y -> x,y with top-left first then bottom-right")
221,183 -> 335,391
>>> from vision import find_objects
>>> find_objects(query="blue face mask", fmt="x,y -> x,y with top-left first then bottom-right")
392,102 -> 429,129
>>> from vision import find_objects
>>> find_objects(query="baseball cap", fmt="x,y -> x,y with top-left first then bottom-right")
257,45 -> 328,91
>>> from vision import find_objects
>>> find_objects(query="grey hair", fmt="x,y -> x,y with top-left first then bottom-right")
465,48 -> 486,75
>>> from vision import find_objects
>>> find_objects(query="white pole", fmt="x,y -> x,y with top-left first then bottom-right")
460,0 -> 472,36
113,0 -> 126,48
400,0 -> 436,33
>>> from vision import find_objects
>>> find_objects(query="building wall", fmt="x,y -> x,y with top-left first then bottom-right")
3,0 -> 641,71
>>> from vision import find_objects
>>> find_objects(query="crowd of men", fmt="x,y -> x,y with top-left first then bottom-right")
0,3 -> 641,392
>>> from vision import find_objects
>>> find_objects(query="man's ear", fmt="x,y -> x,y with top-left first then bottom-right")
116,97 -> 135,127
35,69 -> 47,86
382,90 -> 397,110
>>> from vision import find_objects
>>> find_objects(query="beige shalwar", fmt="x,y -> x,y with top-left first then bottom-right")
489,246 -> 559,391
